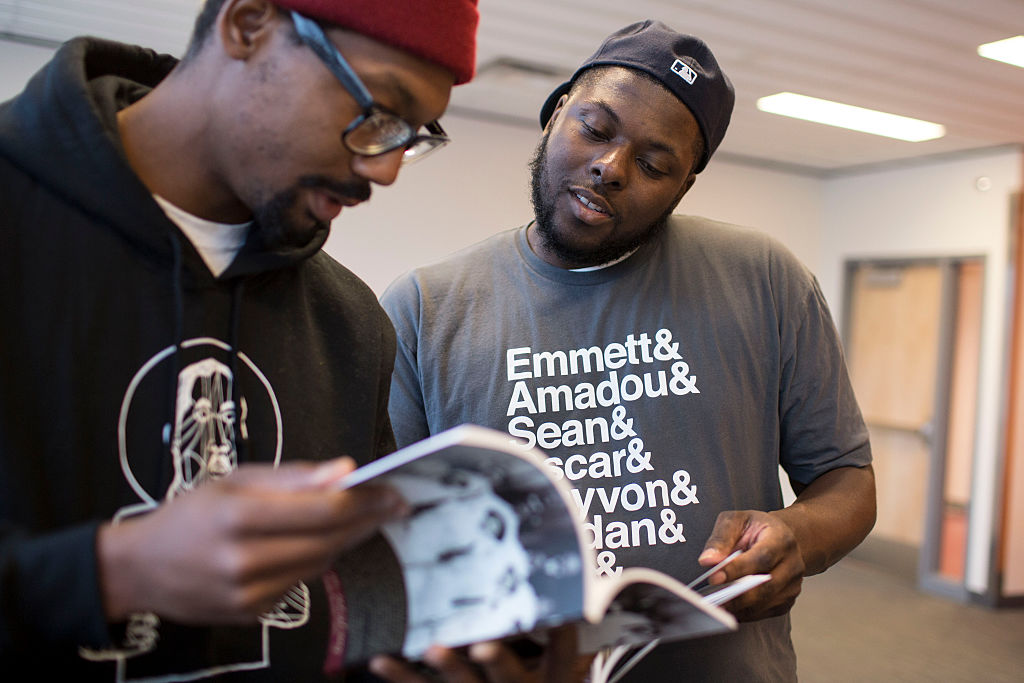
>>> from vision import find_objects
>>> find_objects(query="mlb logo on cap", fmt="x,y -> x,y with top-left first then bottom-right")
671,59 -> 697,84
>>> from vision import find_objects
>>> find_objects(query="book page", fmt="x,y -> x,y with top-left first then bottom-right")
699,573 -> 771,606
579,566 -> 737,652
342,425 -> 590,658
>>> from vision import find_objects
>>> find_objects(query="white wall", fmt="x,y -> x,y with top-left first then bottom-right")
325,114 -> 825,294
0,39 -> 55,102
677,159 -> 823,272
820,147 -> 1023,596
322,114 -> 539,293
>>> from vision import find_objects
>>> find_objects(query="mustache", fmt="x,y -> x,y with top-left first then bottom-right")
297,174 -> 372,204
571,183 -> 613,202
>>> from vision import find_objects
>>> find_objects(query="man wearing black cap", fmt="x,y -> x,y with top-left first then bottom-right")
381,19 -> 876,682
0,0 -> 482,679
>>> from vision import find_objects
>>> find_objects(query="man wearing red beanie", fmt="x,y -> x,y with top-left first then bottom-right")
0,1 -> 535,681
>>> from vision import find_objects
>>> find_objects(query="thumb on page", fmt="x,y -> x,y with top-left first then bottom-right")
699,510 -> 747,566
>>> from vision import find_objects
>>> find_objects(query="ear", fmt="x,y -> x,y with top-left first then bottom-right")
670,172 -> 698,211
681,172 -> 697,196
544,94 -> 569,132
218,0 -> 280,60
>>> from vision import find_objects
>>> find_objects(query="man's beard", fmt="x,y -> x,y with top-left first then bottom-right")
528,132 -> 672,268
252,175 -> 371,250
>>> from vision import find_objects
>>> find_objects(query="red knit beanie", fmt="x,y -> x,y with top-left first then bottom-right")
274,0 -> 479,84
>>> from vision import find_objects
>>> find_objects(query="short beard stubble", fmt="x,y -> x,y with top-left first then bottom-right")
252,175 -> 371,250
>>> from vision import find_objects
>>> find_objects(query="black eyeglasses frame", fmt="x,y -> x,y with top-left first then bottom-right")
289,11 -> 449,164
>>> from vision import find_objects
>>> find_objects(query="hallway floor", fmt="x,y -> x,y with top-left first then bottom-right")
792,556 -> 1024,682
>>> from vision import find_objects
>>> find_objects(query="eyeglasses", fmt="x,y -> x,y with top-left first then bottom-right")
289,11 -> 449,164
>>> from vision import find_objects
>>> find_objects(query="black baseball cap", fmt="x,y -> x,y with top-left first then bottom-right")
539,20 -> 734,173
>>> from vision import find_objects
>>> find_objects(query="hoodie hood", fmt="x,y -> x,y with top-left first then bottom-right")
0,37 -> 330,279
0,37 -> 336,489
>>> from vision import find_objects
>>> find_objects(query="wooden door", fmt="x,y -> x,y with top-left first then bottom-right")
847,263 -> 943,549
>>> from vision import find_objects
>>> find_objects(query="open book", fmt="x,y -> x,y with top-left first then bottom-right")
338,424 -> 768,664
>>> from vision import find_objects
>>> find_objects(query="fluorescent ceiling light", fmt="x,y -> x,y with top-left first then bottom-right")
756,92 -> 946,142
978,35 -> 1024,68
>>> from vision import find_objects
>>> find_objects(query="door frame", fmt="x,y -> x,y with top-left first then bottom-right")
841,255 -> 986,602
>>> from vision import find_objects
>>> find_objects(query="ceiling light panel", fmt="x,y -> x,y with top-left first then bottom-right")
978,35 -> 1024,69
756,92 -> 946,142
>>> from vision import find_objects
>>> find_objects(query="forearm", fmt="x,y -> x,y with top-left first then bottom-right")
1,521 -> 112,651
772,464 -> 876,575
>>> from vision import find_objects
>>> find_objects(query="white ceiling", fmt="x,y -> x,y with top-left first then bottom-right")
2,0 -> 1022,175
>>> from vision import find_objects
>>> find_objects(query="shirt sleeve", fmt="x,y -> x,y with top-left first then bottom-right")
0,520 -> 113,655
379,275 -> 432,449
774,252 -> 872,486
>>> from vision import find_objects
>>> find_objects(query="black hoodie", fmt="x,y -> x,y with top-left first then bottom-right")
0,38 -> 399,679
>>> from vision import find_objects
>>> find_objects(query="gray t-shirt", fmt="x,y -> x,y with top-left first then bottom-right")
381,215 -> 871,681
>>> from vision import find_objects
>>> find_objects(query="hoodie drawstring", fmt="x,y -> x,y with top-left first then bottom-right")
161,231 -> 186,495
229,279 -> 248,462
161,234 -> 248,495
